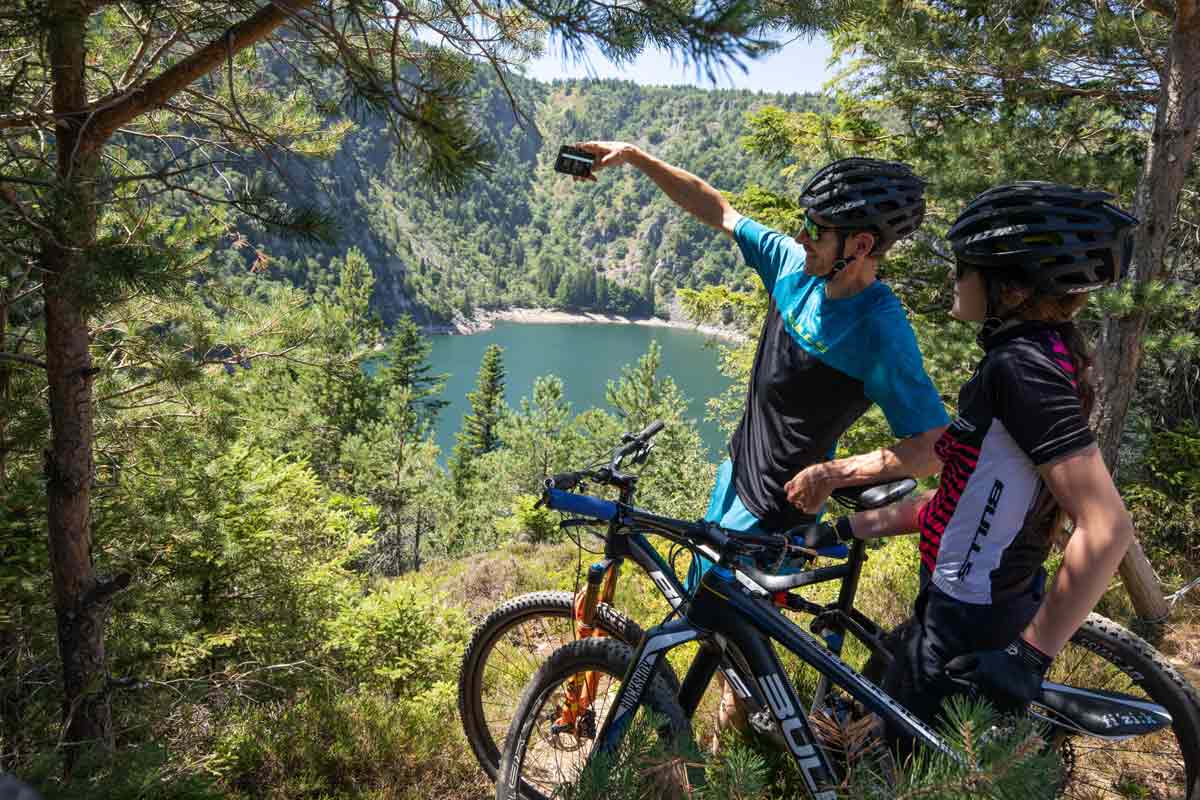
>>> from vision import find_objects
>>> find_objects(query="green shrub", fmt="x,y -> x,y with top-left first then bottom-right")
213,683 -> 481,800
321,582 -> 469,694
1122,423 -> 1200,580
27,742 -> 222,800
495,493 -> 560,544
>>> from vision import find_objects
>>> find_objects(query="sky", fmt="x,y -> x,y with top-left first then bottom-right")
521,35 -> 835,95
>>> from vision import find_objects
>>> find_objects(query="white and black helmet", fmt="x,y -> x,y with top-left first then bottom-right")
799,158 -> 927,251
948,182 -> 1138,295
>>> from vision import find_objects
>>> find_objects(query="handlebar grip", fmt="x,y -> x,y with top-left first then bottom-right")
636,420 -> 665,441
545,489 -> 618,521
690,521 -> 729,553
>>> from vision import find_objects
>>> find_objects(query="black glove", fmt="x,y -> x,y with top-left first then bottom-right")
791,517 -> 855,550
944,637 -> 1052,711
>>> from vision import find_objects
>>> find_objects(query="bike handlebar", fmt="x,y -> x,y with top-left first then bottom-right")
544,488 -> 778,558
543,421 -> 667,494
635,419 -> 664,441
612,419 -> 665,462
545,488 -> 619,521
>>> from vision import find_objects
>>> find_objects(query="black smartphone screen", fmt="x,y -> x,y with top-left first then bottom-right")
554,145 -> 595,177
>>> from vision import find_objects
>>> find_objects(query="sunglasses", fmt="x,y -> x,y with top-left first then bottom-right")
802,213 -> 830,242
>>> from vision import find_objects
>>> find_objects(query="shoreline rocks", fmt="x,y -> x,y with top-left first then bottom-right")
423,306 -> 747,343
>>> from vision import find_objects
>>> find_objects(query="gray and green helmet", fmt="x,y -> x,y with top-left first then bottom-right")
800,158 -> 928,251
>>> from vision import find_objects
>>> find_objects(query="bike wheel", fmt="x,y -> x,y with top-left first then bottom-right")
496,637 -> 693,800
458,591 -> 677,785
860,614 -> 1199,799
1047,613 -> 1200,800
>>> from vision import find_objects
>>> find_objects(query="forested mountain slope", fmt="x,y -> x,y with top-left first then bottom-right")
243,73 -> 826,324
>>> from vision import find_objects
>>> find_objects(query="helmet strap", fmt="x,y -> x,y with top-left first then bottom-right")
827,230 -> 856,279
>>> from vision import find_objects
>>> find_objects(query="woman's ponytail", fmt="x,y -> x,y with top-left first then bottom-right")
1029,295 -> 1094,546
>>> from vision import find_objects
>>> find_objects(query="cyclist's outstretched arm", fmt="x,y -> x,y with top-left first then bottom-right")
1020,446 -> 1135,656
573,141 -> 742,237
844,490 -> 935,540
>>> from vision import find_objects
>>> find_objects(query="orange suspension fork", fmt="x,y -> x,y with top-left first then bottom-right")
556,561 -> 620,730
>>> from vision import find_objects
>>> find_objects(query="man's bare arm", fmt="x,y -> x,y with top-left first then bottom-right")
785,425 -> 947,513
574,141 -> 741,236
846,491 -> 934,540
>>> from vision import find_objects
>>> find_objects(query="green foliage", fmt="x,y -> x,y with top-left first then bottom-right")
105,441 -> 373,679
1122,423 -> 1200,578
449,343 -> 508,492
212,683 -> 478,800
603,342 -> 715,518
321,582 -> 468,695
0,471 -> 47,629
27,742 -> 223,800
496,375 -> 581,491
863,697 -> 1059,800
495,493 -> 563,544
557,710 -> 700,800
373,314 -> 449,434
556,693 -> 1060,800
697,739 -> 770,800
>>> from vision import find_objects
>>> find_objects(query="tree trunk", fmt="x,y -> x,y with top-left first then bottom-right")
37,3 -> 324,764
44,0 -> 109,763
1093,1 -> 1200,623
1,285 -> 9,485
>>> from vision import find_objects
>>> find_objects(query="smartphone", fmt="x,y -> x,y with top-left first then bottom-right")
554,145 -> 595,178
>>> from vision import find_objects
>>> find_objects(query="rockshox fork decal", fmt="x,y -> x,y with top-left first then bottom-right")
594,623 -> 701,755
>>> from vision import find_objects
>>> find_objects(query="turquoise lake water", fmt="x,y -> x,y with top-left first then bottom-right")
426,321 -> 735,461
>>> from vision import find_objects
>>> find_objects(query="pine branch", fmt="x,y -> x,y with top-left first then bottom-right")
0,351 -> 46,369
89,0 -> 318,144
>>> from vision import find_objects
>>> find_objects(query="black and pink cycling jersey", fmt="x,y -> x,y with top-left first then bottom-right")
917,322 -> 1096,604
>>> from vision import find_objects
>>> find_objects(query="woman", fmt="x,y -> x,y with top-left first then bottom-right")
810,181 -> 1140,740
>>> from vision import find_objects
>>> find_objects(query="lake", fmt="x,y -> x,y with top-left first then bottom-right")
426,322 -> 735,461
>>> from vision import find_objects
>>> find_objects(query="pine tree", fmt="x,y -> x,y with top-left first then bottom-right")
1,0 -> 775,758
641,270 -> 657,316
449,344 -> 506,490
495,375 -> 580,494
375,315 -> 448,436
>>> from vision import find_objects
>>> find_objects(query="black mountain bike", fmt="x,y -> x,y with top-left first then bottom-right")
460,421 -> 909,793
493,429 -> 1200,800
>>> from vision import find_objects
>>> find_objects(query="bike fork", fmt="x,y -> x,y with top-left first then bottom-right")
554,559 -> 621,733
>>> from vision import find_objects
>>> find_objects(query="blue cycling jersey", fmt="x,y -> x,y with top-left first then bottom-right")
727,217 -> 949,530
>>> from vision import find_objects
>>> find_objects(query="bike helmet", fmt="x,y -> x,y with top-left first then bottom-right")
947,181 -> 1138,295
799,158 -> 928,252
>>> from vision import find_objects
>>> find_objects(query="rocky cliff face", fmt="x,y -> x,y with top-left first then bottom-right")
242,72 -> 820,327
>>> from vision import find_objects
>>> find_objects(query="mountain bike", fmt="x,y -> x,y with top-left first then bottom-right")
494,442 -> 1200,800
459,421 -> 917,794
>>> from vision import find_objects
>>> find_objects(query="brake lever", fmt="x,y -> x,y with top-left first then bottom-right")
630,442 -> 655,466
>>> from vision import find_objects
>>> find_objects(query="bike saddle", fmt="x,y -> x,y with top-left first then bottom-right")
1036,682 -> 1172,738
831,478 -> 918,511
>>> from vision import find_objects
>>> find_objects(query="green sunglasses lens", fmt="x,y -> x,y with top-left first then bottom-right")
803,215 -> 821,241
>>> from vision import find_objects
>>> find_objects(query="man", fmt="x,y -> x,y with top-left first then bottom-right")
573,142 -> 948,542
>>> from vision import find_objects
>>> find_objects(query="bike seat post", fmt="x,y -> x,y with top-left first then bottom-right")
836,538 -> 869,613
811,538 -> 869,715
